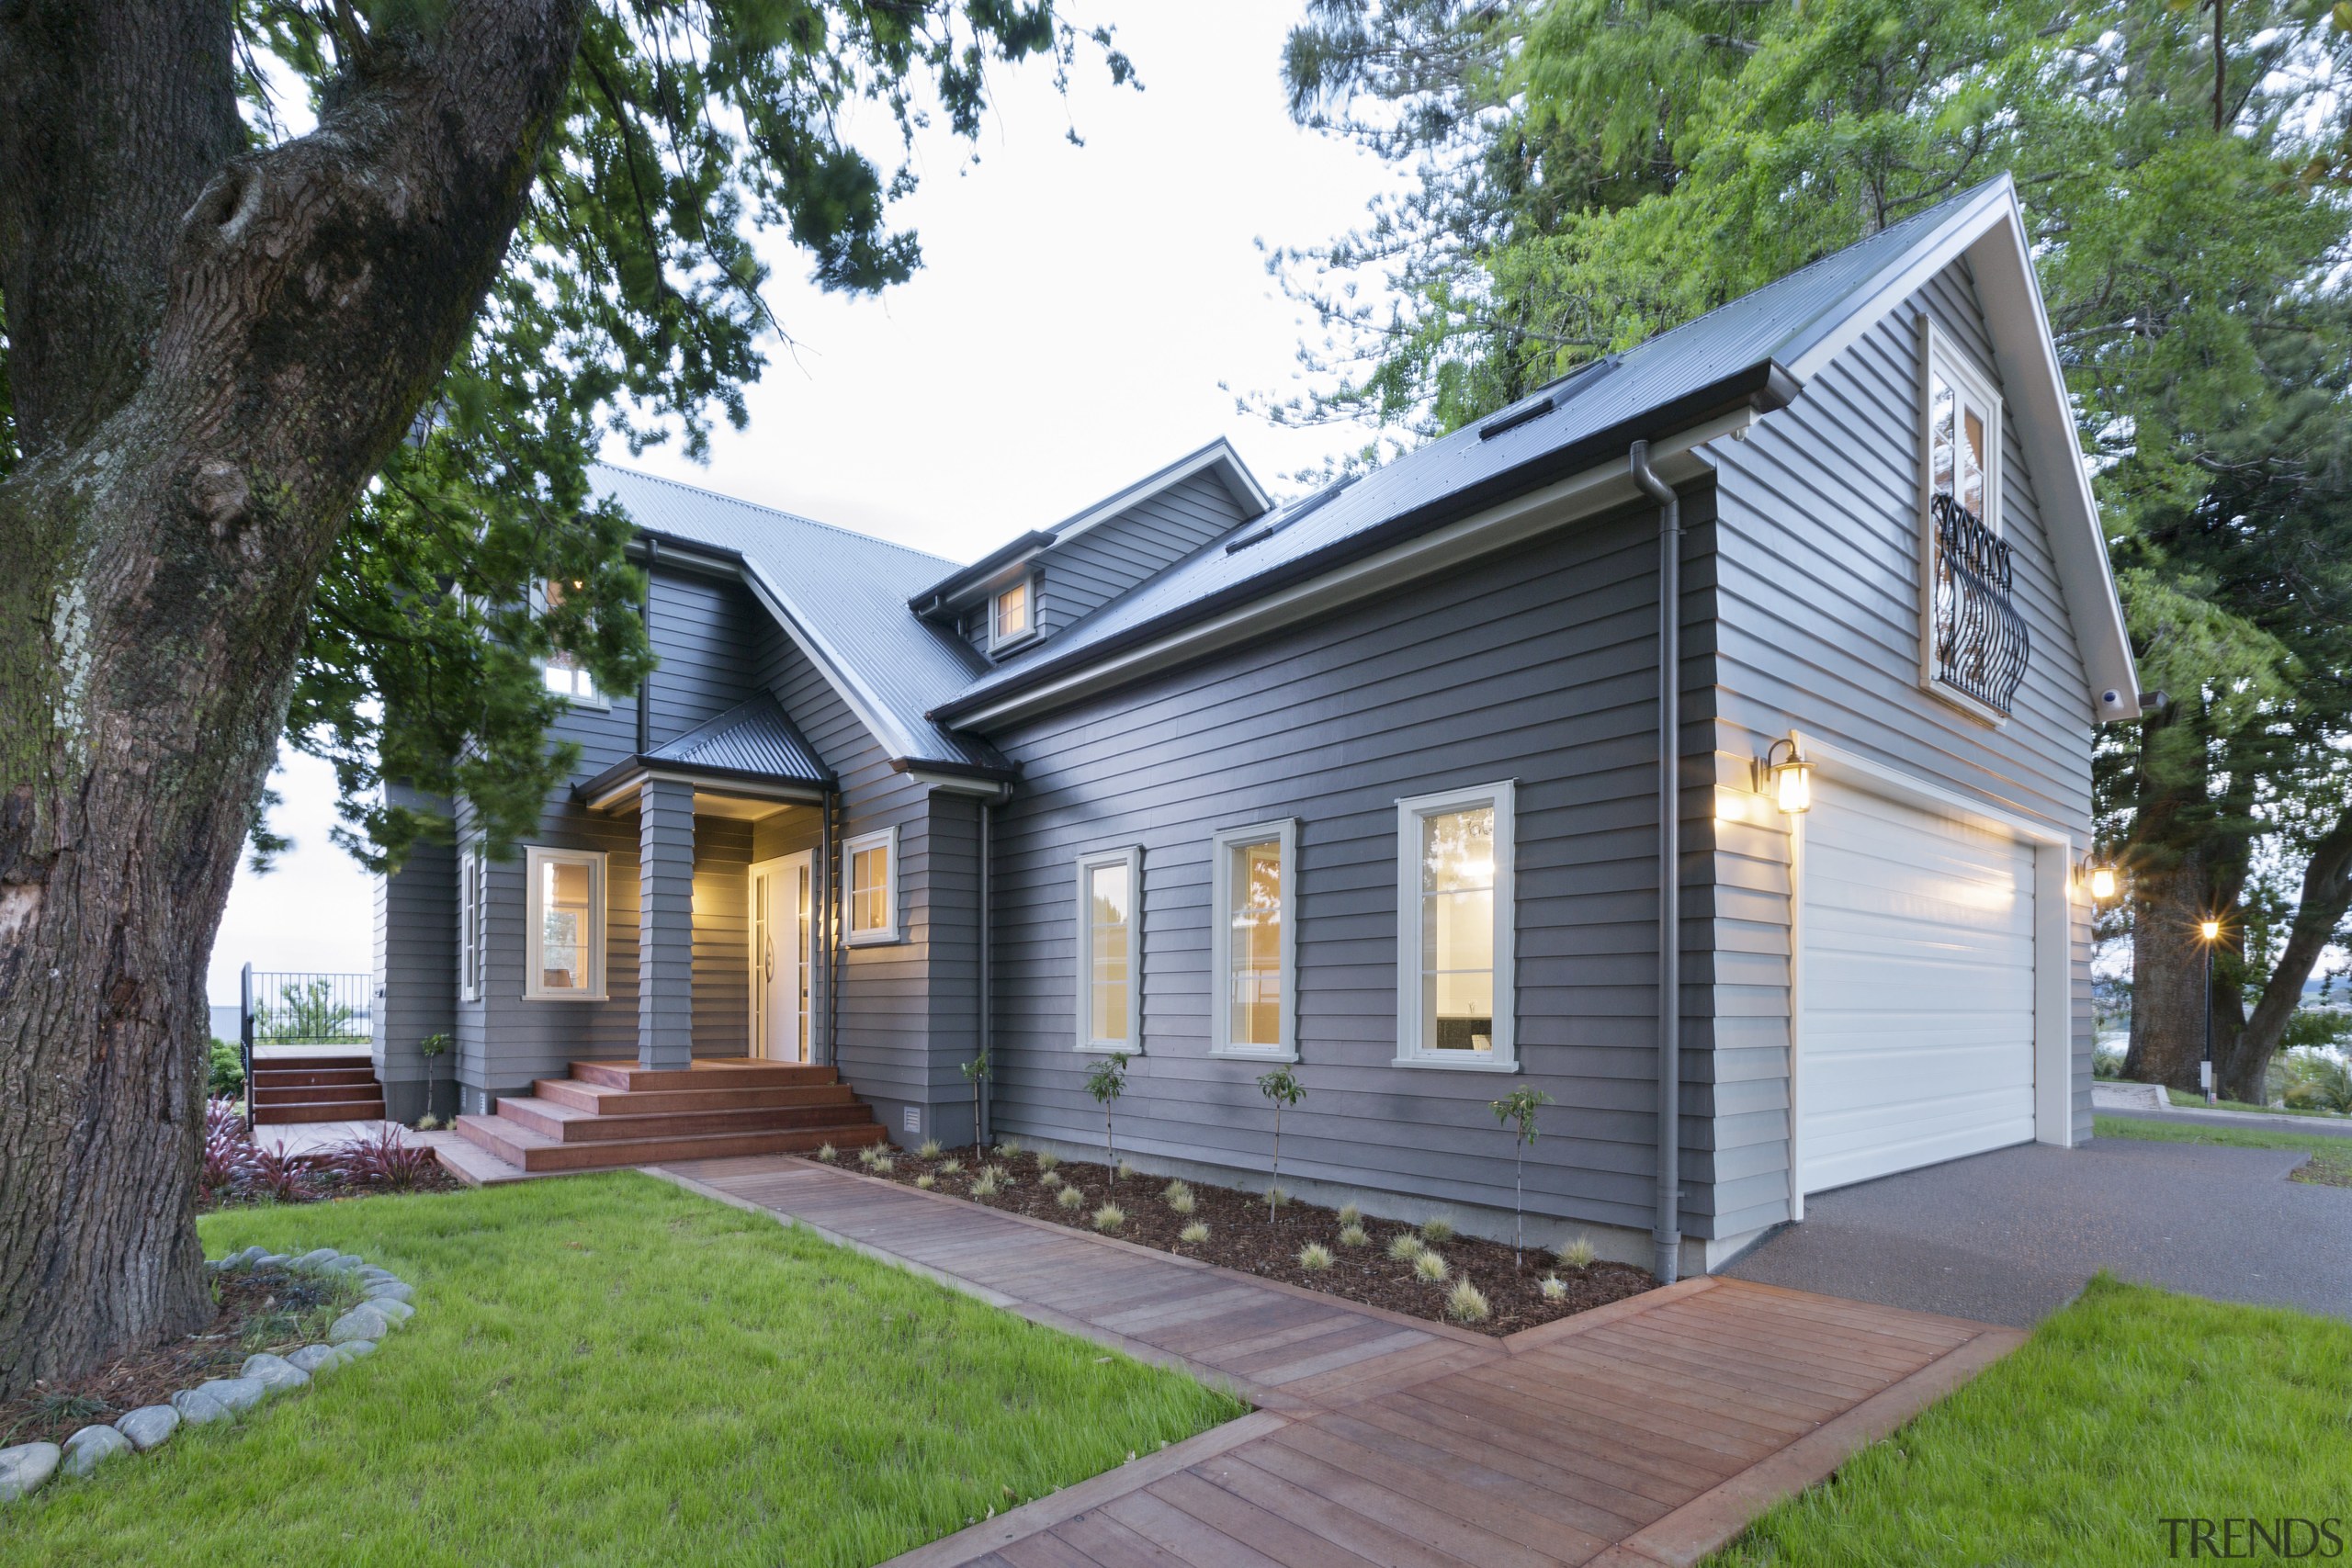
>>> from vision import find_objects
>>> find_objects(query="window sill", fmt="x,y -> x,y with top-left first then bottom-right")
1208,1048 -> 1298,1064
842,931 -> 901,948
524,991 -> 609,1003
988,631 -> 1042,657
1390,1054 -> 1519,1073
1922,677 -> 2009,729
1075,1042 -> 1142,1056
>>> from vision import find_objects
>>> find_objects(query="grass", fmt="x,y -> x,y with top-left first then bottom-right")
2096,1111 -> 2352,1187
1711,1276 -> 2352,1566
0,1174 -> 1242,1568
2161,1086 -> 2346,1118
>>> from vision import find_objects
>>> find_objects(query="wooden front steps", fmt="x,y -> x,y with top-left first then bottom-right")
250,1053 -> 384,1124
446,1058 -> 885,1179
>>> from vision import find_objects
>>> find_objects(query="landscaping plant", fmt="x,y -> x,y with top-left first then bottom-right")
961,1049 -> 989,1147
1490,1084 -> 1553,1268
1085,1052 -> 1132,1180
1255,1064 -> 1306,1224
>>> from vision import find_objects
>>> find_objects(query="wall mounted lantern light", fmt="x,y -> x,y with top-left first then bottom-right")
1763,738 -> 1814,815
2079,856 -> 2119,902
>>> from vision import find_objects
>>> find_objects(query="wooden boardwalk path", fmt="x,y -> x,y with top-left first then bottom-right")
653,1156 -> 2023,1568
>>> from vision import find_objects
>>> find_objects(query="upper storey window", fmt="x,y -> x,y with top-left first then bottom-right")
537,580 -> 604,706
1919,322 -> 2028,720
989,575 -> 1036,651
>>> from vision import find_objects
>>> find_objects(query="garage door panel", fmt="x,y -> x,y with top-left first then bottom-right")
1799,776 -> 2039,1195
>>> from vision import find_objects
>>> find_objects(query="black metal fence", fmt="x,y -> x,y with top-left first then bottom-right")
240,965 -> 374,1118
1931,492 -> 2030,716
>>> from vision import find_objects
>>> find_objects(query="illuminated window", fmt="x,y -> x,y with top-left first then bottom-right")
1076,846 -> 1141,1052
1211,820 -> 1296,1058
990,576 -> 1036,649
538,580 -> 604,705
524,847 -> 605,999
458,840 -> 486,1002
1396,783 -> 1515,1068
844,827 -> 899,944
1919,321 -> 2026,716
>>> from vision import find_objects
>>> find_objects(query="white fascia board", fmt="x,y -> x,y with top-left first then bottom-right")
1052,437 -> 1273,547
950,414 -> 1741,730
1785,175 -> 2139,721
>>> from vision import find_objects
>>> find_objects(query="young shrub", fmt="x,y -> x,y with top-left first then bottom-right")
1056,1184 -> 1086,1210
1444,1279 -> 1492,1323
816,1143 -> 838,1162
970,1168 -> 1001,1198
914,1173 -> 937,1190
1085,1051 -> 1132,1179
918,1138 -> 943,1160
1035,1150 -> 1059,1174
1091,1202 -> 1126,1232
1386,1233 -> 1427,1263
242,1144 -> 313,1204
1178,1221 -> 1210,1245
1338,1223 -> 1371,1249
1539,1275 -> 1568,1301
200,1098 -> 253,1199
1419,1214 -> 1455,1245
1255,1064 -> 1306,1224
1488,1083 -> 1554,1269
961,1048 -> 989,1148
1412,1250 -> 1450,1283
1336,1201 -> 1362,1228
323,1124 -> 439,1192
938,1158 -> 963,1176
1040,1169 -> 1063,1189
1296,1242 -> 1335,1271
1161,1179 -> 1196,1214
1557,1235 -> 1598,1270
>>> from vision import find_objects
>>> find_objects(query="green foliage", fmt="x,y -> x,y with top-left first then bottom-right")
261,979 -> 367,1044
1489,1083 -> 1550,1145
1254,1064 -> 1304,1110
1084,1051 -> 1130,1107
208,1038 -> 244,1099
181,4 -> 1135,872
2279,1045 -> 2352,1111
417,1032 -> 452,1059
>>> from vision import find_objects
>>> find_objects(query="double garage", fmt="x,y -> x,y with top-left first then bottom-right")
1792,760 -> 2078,1203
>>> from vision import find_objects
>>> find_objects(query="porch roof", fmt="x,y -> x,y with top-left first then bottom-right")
577,694 -> 834,810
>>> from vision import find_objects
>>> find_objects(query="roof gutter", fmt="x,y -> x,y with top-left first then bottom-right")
934,359 -> 1802,730
908,531 -> 1058,618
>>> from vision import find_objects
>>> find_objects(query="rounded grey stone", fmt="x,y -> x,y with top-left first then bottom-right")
114,1405 -> 180,1450
367,1297 -> 415,1325
324,1253 -> 366,1272
328,1304 -> 393,1342
292,1247 -> 341,1270
194,1376 -> 267,1414
362,1280 -> 414,1305
0,1442 -> 61,1503
170,1388 -> 232,1426
253,1253 -> 289,1269
333,1338 -> 377,1360
286,1343 -> 341,1374
61,1425 -> 130,1477
240,1353 -> 310,1393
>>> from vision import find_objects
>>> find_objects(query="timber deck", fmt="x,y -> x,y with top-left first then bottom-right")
652,1155 -> 2025,1568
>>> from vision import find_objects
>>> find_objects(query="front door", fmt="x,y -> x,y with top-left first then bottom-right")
749,852 -> 813,1063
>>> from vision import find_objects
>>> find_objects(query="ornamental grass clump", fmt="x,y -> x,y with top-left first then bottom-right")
1445,1279 -> 1492,1323
1296,1242 -> 1335,1271
869,1155 -> 894,1176
1056,1184 -> 1085,1211
1162,1179 -> 1195,1214
1338,1223 -> 1370,1248
1035,1150 -> 1058,1174
918,1138 -> 943,1159
1539,1275 -> 1568,1301
914,1173 -> 936,1190
1557,1235 -> 1598,1270
997,1139 -> 1023,1158
1040,1170 -> 1063,1189
1387,1233 -> 1427,1263
1091,1203 -> 1125,1232
970,1168 -> 1001,1198
1179,1221 -> 1210,1245
1419,1214 -> 1455,1245
816,1143 -> 837,1163
1412,1250 -> 1449,1283
1337,1201 -> 1362,1228
938,1158 -> 962,1176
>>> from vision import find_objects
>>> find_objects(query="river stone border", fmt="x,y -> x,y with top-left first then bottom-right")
0,1246 -> 417,1506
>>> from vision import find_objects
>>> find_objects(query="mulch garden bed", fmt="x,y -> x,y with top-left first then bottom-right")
827,1141 -> 1654,1337
0,1264 -> 354,1449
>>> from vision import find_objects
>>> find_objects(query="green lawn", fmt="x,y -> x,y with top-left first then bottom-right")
1710,1276 -> 2352,1567
2097,1111 -> 2352,1186
1,1174 -> 1242,1568
2161,1085 -> 2348,1119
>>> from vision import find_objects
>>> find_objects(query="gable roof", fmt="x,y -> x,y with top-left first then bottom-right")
643,694 -> 832,785
907,437 -> 1271,617
933,175 -> 2137,728
587,464 -> 1008,774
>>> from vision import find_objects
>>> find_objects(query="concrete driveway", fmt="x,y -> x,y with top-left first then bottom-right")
1724,1129 -> 2352,1326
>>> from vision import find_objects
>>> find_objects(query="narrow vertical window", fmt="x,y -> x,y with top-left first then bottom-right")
1210,820 -> 1297,1058
1396,784 -> 1515,1068
458,840 -> 486,1002
990,575 -> 1036,649
537,580 -> 605,705
1919,321 -> 2023,717
843,827 -> 899,944
524,847 -> 606,999
1076,847 -> 1142,1052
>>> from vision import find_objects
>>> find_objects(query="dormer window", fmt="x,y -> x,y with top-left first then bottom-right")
989,575 -> 1037,651
1918,322 -> 2027,720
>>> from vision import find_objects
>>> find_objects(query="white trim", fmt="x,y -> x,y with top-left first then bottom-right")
1051,438 -> 1272,547
1783,734 -> 2078,1216
1394,781 -> 1517,1071
898,770 -> 1015,800
950,418 -> 1740,730
988,572 -> 1041,653
1207,819 -> 1299,1062
1917,318 -> 2009,727
735,563 -> 927,761
1074,845 -> 1145,1055
458,839 -> 485,1004
582,767 -> 826,814
842,826 -> 900,946
522,846 -> 608,1001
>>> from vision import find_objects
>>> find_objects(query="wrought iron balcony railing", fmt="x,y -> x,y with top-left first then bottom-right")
1931,492 -> 2030,716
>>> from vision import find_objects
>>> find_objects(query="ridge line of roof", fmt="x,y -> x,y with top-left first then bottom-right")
591,461 -> 963,570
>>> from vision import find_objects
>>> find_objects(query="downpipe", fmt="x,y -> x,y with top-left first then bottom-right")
1630,441 -> 1683,1286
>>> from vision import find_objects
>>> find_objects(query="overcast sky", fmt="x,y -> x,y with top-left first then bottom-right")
207,2 -> 1400,1005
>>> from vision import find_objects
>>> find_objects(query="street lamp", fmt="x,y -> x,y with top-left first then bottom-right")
2197,919 -> 2222,1106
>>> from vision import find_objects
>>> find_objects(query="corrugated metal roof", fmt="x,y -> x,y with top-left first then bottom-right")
937,182 -> 2006,720
587,465 -> 1004,772
644,694 -> 832,785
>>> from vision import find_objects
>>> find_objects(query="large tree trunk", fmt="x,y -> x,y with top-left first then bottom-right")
2123,847 -> 2245,1091
0,0 -> 581,1397
2219,809 -> 2352,1102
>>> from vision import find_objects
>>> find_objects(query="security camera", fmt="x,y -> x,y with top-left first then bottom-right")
2100,690 -> 2122,708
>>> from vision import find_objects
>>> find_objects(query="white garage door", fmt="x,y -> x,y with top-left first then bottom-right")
1798,776 -> 2038,1194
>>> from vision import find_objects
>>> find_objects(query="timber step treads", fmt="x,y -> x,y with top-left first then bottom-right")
249,1055 -> 384,1124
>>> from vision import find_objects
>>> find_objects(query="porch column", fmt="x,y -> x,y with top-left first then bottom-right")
639,777 -> 695,1070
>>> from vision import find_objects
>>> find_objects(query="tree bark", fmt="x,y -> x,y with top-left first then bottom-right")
0,0 -> 582,1397
2219,808 -> 2352,1102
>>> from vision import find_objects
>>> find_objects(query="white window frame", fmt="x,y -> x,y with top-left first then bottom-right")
1074,845 -> 1144,1055
458,839 -> 486,1003
1395,781 -> 1516,1071
1917,320 -> 2007,725
537,580 -> 608,709
842,826 -> 900,946
989,572 -> 1040,652
1209,819 -> 1298,1061
523,845 -> 607,1001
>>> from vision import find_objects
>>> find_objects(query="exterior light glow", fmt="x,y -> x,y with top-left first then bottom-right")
1764,738 -> 1814,815
2088,865 -> 2117,901
2199,919 -> 2221,942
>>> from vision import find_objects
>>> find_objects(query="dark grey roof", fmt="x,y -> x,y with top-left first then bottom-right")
577,694 -> 834,803
933,180 -> 2008,723
588,465 -> 1006,773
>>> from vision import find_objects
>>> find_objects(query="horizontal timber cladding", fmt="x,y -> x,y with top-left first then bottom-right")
1035,470 -> 1258,637
373,783 -> 456,1088
1707,254 -> 2098,1211
978,491 -> 1722,1239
